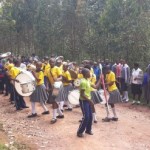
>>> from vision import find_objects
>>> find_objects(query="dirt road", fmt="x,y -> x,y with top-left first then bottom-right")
0,95 -> 150,150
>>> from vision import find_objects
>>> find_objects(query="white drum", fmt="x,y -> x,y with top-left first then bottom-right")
52,81 -> 62,96
15,71 -> 36,97
68,89 -> 80,105
98,89 -> 110,104
74,79 -> 81,87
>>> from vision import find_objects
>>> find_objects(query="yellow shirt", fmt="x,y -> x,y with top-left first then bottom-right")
36,71 -> 44,86
62,70 -> 72,86
9,67 -> 21,79
80,78 -> 91,100
89,74 -> 96,91
106,71 -> 117,92
78,73 -> 83,79
59,64 -> 63,73
5,63 -> 14,71
47,66 -> 62,85
42,63 -> 51,76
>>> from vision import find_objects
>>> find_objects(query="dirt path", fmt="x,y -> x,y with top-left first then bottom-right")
0,95 -> 150,150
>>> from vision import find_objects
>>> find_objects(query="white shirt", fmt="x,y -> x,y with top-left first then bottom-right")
131,68 -> 143,84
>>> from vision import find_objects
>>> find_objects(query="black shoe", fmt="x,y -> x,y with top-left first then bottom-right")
94,120 -> 98,123
77,133 -> 84,137
22,106 -> 29,109
50,119 -> 57,124
42,111 -> 50,115
111,117 -> 118,121
102,117 -> 111,122
16,108 -> 23,111
57,115 -> 64,119
28,113 -> 37,118
65,108 -> 72,111
4,93 -> 8,96
85,131 -> 93,135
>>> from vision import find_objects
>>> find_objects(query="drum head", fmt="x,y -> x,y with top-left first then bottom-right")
15,72 -> 35,97
74,79 -> 81,87
98,89 -> 110,104
68,90 -> 80,105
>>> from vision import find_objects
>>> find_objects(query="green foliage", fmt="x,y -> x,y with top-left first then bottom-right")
0,0 -> 150,66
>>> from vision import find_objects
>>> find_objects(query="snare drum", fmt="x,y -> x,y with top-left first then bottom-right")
52,81 -> 62,96
73,79 -> 81,87
68,89 -> 80,105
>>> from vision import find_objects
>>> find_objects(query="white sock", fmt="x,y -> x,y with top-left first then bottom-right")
67,101 -> 72,109
31,102 -> 36,114
40,102 -> 48,112
57,108 -> 63,116
125,91 -> 129,100
93,113 -> 97,121
105,106 -> 110,118
52,109 -> 57,119
112,107 -> 117,118
59,101 -> 64,110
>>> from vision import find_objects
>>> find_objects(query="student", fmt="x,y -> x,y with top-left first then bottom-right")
60,62 -> 73,111
77,68 -> 101,138
102,65 -> 121,122
46,58 -> 64,124
9,59 -> 28,110
28,61 -> 49,118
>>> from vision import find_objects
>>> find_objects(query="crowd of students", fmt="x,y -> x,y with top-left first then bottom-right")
0,54 -> 149,138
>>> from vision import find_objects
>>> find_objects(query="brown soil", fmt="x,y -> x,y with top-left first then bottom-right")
0,95 -> 150,150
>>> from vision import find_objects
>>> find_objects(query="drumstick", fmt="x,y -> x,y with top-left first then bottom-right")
100,74 -> 110,112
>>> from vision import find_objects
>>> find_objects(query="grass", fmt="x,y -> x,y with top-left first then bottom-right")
0,144 -> 9,150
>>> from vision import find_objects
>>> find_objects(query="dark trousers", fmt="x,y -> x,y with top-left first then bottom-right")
12,86 -> 26,110
78,100 -> 93,134
5,77 -> 11,95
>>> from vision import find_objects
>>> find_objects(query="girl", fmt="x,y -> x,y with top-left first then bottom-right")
28,61 -> 49,118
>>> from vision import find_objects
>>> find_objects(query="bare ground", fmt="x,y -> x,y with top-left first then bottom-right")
0,95 -> 150,150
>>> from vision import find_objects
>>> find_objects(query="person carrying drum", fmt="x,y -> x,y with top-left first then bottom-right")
9,59 -> 28,110
46,58 -> 64,124
102,65 -> 121,122
77,68 -> 101,138
28,61 -> 49,118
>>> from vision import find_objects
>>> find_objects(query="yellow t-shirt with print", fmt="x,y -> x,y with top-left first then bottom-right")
80,78 -> 91,100
47,66 -> 62,85
9,67 -> 21,79
78,73 -> 83,79
42,63 -> 51,76
36,71 -> 44,86
106,71 -> 117,92
62,71 -> 72,86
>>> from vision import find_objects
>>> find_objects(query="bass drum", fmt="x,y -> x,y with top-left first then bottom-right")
68,89 -> 80,105
98,89 -> 110,104
15,71 -> 36,97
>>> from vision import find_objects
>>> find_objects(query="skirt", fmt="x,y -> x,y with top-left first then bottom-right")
91,91 -> 102,104
47,86 -> 62,104
56,84 -> 74,103
30,84 -> 48,103
108,89 -> 121,104
131,83 -> 142,95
